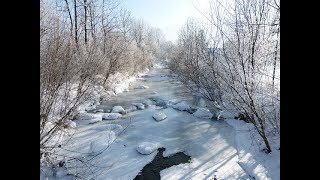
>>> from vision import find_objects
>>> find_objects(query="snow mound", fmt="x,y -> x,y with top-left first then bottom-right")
134,85 -> 149,89
136,142 -> 161,155
111,106 -> 125,114
153,112 -> 167,121
102,113 -> 122,120
114,84 -> 128,94
132,103 -> 145,110
193,108 -> 213,119
172,101 -> 191,111
105,72 -> 135,95
65,120 -> 76,128
41,122 -> 55,135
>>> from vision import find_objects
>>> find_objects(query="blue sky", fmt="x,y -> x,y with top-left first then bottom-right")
122,0 -> 209,43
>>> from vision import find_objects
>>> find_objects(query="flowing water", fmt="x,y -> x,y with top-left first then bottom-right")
96,66 -> 214,113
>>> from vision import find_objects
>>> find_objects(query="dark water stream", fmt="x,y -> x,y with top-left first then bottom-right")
134,148 -> 191,180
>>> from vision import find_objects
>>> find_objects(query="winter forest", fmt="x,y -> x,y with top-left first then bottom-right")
40,0 -> 280,179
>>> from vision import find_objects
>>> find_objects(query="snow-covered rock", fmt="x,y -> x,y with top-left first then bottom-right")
76,117 -> 103,126
136,142 -> 161,155
153,112 -> 167,121
142,99 -> 155,107
132,103 -> 145,110
126,105 -> 138,113
134,85 -> 149,89
151,97 -> 169,107
75,113 -> 103,124
172,101 -> 191,111
102,113 -> 122,120
193,108 -> 213,119
111,106 -> 125,114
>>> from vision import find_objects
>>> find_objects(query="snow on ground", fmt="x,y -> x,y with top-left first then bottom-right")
105,72 -> 137,95
93,124 -> 123,133
152,112 -> 167,121
136,142 -> 162,155
225,119 -> 280,180
193,107 -> 214,119
89,130 -> 117,156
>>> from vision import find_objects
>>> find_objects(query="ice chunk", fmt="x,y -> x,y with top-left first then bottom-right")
153,112 -> 167,121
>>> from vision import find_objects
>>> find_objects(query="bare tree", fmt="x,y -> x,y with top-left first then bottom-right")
169,0 -> 280,153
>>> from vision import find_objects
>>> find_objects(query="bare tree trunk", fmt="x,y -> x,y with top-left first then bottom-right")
272,26 -> 279,89
64,0 -> 73,37
102,0 -> 106,54
84,0 -> 88,44
73,0 -> 78,46
89,4 -> 95,41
